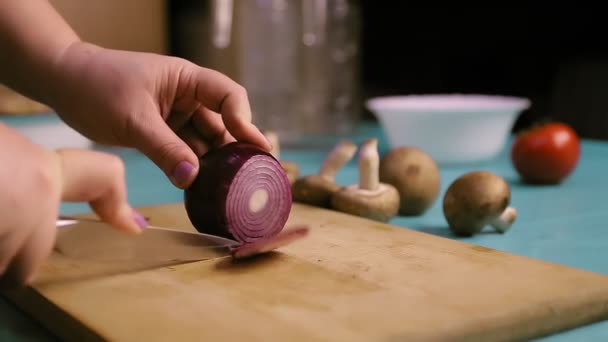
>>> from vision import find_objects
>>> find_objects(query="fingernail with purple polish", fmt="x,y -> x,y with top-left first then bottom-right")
172,161 -> 195,185
133,210 -> 148,229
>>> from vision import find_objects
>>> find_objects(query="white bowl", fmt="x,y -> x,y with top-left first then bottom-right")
366,94 -> 530,164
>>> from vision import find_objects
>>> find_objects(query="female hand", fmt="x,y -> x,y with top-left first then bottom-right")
46,42 -> 271,189
0,124 -> 145,287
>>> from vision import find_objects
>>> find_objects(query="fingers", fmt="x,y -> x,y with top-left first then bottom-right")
187,65 -> 271,152
192,106 -> 236,147
0,213 -> 57,287
0,228 -> 29,282
129,103 -> 200,189
177,124 -> 210,158
55,149 -> 146,234
176,106 -> 237,159
1,148 -> 147,288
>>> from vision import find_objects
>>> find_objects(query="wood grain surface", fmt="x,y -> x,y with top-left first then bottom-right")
3,202 -> 608,342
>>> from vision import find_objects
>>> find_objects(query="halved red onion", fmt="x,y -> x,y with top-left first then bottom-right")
184,142 -> 293,244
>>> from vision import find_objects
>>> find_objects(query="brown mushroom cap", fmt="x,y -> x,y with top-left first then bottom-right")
442,170 -> 511,236
281,161 -> 300,185
379,147 -> 441,216
292,175 -> 341,208
330,183 -> 400,222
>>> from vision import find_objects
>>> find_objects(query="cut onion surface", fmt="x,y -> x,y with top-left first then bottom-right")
184,142 -> 299,246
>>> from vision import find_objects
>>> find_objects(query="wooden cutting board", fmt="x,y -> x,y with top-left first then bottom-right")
4,202 -> 608,342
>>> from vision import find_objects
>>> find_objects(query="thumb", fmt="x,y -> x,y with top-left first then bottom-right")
131,112 -> 200,189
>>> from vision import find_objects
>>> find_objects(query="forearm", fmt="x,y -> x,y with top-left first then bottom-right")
0,0 -> 80,105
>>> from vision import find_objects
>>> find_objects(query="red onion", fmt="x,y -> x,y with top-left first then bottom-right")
184,142 -> 294,245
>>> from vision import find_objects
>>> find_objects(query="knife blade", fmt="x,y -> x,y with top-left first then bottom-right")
55,218 -> 239,264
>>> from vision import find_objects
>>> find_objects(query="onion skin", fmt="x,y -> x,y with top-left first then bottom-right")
184,142 -> 293,244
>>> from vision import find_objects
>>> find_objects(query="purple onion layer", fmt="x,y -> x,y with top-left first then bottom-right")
184,142 -> 293,244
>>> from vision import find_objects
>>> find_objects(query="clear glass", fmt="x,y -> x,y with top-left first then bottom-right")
173,0 -> 362,147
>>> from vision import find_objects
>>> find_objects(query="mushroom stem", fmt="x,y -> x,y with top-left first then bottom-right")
358,138 -> 380,191
490,207 -> 517,233
262,130 -> 280,159
319,140 -> 357,181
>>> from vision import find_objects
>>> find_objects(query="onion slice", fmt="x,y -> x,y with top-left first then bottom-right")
230,225 -> 310,259
184,142 -> 307,256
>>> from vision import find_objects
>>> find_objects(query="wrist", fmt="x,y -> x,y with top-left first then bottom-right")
43,41 -> 104,110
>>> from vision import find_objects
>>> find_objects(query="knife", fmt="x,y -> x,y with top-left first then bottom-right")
55,218 -> 239,264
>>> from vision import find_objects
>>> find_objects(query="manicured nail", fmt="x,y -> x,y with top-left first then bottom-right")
133,210 -> 148,229
172,161 -> 195,185
264,135 -> 274,151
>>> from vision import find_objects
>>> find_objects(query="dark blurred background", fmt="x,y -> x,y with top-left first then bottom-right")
356,4 -> 608,138
2,2 -> 607,140
166,2 -> 608,139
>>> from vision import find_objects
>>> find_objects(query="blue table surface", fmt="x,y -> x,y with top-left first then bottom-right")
1,115 -> 608,341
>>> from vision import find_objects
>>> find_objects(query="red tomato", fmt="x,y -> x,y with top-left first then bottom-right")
510,122 -> 581,184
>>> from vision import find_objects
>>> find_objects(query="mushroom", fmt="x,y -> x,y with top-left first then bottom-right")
379,146 -> 441,216
292,139 -> 357,208
263,130 -> 300,185
281,162 -> 300,185
442,170 -> 517,236
330,138 -> 400,222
